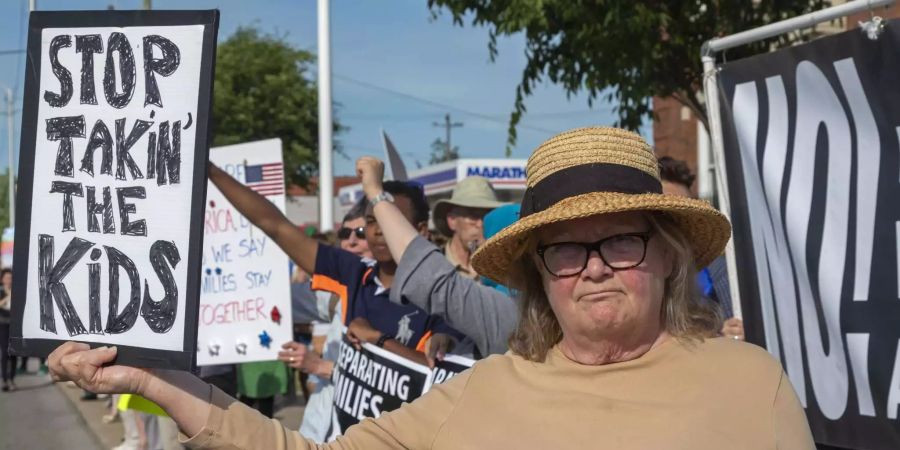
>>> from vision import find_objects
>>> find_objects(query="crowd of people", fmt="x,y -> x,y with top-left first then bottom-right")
44,126 -> 813,449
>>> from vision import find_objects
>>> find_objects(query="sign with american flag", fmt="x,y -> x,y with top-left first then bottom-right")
200,138 -> 292,366
245,162 -> 285,196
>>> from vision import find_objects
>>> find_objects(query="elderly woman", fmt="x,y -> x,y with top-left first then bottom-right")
48,127 -> 813,449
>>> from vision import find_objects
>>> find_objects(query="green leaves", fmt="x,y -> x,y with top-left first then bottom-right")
429,0 -> 825,154
212,27 -> 343,188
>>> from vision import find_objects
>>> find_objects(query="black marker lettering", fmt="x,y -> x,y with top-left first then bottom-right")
80,119 -> 113,177
38,234 -> 92,335
141,240 -> 181,333
104,245 -> 141,334
46,115 -> 85,177
103,32 -> 136,109
146,131 -> 157,179
44,35 -> 73,107
88,260 -> 102,334
86,186 -> 115,234
75,34 -> 103,105
49,181 -> 83,232
116,186 -> 146,236
156,120 -> 181,186
115,118 -> 150,180
142,35 -> 180,108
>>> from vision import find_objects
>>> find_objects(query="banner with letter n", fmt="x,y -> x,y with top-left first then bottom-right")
717,19 -> 900,449
9,10 -> 219,370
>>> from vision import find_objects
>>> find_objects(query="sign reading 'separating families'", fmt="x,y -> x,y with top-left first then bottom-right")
718,19 -> 900,450
10,10 -> 219,370
326,334 -> 474,439
197,139 -> 292,366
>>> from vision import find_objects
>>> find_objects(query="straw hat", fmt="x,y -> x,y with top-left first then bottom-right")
471,127 -> 731,285
433,176 -> 506,236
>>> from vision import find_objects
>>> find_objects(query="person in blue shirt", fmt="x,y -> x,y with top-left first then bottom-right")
207,164 -> 459,365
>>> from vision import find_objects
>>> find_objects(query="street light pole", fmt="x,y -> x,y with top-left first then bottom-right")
5,88 -> 14,229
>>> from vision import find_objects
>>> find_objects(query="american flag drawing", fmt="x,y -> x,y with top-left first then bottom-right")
244,162 -> 285,196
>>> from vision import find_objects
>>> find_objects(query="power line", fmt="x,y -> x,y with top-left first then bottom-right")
0,49 -> 25,56
332,73 -> 557,135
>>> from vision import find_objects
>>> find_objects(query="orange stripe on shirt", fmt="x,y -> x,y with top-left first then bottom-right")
415,330 -> 433,353
311,274 -> 349,324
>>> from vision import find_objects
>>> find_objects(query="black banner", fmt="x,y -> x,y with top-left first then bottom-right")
326,335 -> 430,438
718,20 -> 900,449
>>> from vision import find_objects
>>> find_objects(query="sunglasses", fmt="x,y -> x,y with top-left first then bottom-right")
337,226 -> 366,240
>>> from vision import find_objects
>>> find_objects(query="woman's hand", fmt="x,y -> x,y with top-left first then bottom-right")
48,342 -> 151,395
356,157 -> 385,201
348,317 -> 381,346
277,342 -> 308,370
721,318 -> 745,341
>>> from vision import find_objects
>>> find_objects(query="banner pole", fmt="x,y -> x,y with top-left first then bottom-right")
701,56 -> 742,320
706,0 -> 894,54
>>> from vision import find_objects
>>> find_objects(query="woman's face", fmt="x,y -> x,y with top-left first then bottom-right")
536,212 -> 671,343
339,217 -> 372,259
1,272 -> 11,290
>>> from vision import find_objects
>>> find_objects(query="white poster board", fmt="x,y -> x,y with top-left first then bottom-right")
11,11 -> 219,370
197,139 -> 293,365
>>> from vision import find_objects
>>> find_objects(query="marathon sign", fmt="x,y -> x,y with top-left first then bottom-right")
718,20 -> 900,449
458,159 -> 526,189
9,10 -> 219,370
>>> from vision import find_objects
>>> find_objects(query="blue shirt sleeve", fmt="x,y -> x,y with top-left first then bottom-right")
313,242 -> 364,286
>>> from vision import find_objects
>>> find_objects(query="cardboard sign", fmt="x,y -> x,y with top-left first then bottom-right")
197,139 -> 292,365
10,10 -> 219,370
326,334 -> 475,438
326,334 -> 431,439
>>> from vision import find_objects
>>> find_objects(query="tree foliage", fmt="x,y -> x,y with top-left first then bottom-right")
0,170 -> 10,230
213,27 -> 343,187
429,138 -> 460,164
428,0 -> 827,152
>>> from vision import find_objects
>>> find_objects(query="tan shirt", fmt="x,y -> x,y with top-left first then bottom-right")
184,337 -> 814,449
442,242 -> 478,279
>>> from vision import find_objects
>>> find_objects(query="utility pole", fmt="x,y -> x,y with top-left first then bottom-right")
317,0 -> 334,231
5,88 -> 14,229
143,0 -> 151,10
432,113 -> 463,161
29,0 -> 36,11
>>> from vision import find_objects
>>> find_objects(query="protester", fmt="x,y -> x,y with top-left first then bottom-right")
204,162 -> 458,366
0,268 -> 16,392
282,198 -> 373,443
48,127 -> 813,448
354,158 -> 517,357
236,360 -> 287,418
432,176 -> 505,278
657,156 -> 744,340
479,204 -> 521,295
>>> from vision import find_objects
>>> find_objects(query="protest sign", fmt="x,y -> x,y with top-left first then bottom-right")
424,354 -> 475,393
326,334 -> 431,439
717,20 -> 900,449
9,10 -> 218,370
197,139 -> 292,365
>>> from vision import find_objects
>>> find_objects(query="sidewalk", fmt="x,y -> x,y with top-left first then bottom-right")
0,364 -> 101,450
